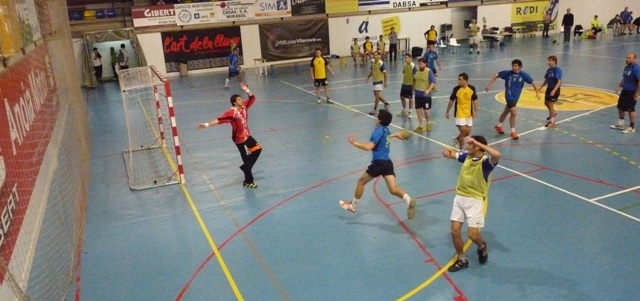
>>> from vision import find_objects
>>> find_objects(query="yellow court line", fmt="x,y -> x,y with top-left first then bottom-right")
179,183 -> 244,300
397,199 -> 489,300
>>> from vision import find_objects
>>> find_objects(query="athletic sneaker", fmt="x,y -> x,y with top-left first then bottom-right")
407,112 -> 412,119
407,199 -> 416,220
317,98 -> 321,104
494,125 -> 504,134
413,126 -> 425,133
622,127 -> 636,134
477,50 -> 480,54
326,98 -> 334,104
339,200 -> 356,214
478,244 -> 488,264
397,110 -> 407,116
225,87 -> 230,91
452,136 -> 460,150
383,102 -> 390,111
369,109 -> 377,115
546,113 -> 557,120
545,121 -> 555,128
448,259 -> 469,272
610,123 -> 625,130
426,123 -> 432,131
510,131 -> 519,140
243,182 -> 258,188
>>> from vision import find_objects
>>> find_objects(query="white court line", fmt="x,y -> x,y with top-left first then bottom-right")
489,103 -> 614,144
498,165 -> 640,223
590,185 -> 640,203
284,75 -> 640,224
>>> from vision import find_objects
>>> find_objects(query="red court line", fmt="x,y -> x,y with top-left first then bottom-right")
174,153 -> 444,300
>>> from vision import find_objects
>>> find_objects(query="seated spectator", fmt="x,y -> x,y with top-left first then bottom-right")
611,14 -> 624,36
590,15 -> 602,37
481,25 -> 490,35
627,12 -> 636,34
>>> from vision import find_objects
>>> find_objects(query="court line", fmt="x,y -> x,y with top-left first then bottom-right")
282,77 -> 640,299
178,183 -> 245,300
590,185 -> 640,203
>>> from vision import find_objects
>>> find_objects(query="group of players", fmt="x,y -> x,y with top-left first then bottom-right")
203,32 -> 640,272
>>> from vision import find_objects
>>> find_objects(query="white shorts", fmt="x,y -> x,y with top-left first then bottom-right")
469,36 -> 480,44
455,117 -> 473,127
450,195 -> 485,228
373,83 -> 384,91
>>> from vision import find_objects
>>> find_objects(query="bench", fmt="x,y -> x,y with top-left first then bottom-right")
255,57 -> 329,76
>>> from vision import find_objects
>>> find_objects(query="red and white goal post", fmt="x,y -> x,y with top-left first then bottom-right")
118,65 -> 185,190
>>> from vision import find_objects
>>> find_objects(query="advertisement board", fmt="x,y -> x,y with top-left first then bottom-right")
162,27 -> 242,73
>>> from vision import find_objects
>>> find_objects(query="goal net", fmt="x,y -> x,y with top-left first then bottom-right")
118,66 -> 185,190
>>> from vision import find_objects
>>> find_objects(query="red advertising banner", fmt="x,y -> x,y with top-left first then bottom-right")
132,4 -> 177,28
161,27 -> 242,73
0,43 -> 58,282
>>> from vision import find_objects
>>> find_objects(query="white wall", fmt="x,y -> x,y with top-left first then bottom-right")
477,3 -> 512,32
328,9 -> 452,55
450,7 -> 477,40
559,0 -> 635,29
136,0 -> 639,77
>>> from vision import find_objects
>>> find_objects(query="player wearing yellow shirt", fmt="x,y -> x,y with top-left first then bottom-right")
365,51 -> 390,115
446,73 -> 479,150
310,48 -> 335,104
442,135 -> 500,272
351,38 -> 365,66
376,34 -> 387,61
363,36 -> 374,63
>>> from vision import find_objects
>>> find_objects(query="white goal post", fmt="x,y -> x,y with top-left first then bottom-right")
118,65 -> 185,190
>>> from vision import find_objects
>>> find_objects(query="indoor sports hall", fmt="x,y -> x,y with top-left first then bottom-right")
74,35 -> 640,300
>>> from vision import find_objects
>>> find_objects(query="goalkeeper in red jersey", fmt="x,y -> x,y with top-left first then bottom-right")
197,83 -> 262,188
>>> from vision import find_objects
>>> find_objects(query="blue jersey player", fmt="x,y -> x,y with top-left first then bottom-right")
225,47 -> 243,91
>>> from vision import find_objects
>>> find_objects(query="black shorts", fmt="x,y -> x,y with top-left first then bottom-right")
545,88 -> 560,102
314,78 -> 328,86
228,70 -> 240,77
400,84 -> 413,98
618,90 -> 638,112
428,66 -> 438,76
415,95 -> 432,110
506,99 -> 518,108
366,160 -> 395,178
427,40 -> 436,46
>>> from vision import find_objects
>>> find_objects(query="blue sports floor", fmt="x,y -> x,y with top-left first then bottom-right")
73,34 -> 640,301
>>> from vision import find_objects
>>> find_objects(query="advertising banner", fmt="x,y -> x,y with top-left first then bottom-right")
15,0 -> 42,44
325,0 -> 358,14
359,0 -> 389,11
132,4 -> 177,28
254,0 -> 292,19
259,19 -> 329,61
292,0 -> 326,16
511,0 -> 548,24
213,0 -> 255,23
0,43 -> 58,282
389,0 -> 447,9
161,27 -> 241,73
175,2 -> 216,26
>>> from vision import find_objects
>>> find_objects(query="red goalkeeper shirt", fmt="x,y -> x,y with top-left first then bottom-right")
216,95 -> 256,144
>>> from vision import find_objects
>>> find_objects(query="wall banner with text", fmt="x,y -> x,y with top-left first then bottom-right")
259,19 -> 329,61
511,0 -> 550,24
132,4 -> 177,28
213,0 -> 255,23
292,0 -> 326,16
161,27 -> 242,73
175,2 -> 216,26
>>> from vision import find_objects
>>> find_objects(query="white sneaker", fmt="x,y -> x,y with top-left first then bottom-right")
326,98 -> 334,104
610,124 -> 625,130
622,127 -> 636,134
397,109 -> 407,116
317,98 -> 321,104
407,112 -> 412,119
339,200 -> 356,214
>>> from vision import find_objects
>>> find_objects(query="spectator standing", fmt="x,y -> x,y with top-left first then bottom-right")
424,25 -> 438,49
117,43 -> 129,70
610,52 -> 640,134
388,27 -> 399,62
561,8 -> 574,42
542,10 -> 551,38
467,19 -> 480,54
92,47 -> 103,84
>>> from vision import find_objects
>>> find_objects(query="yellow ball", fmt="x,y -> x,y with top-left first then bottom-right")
400,130 -> 412,140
